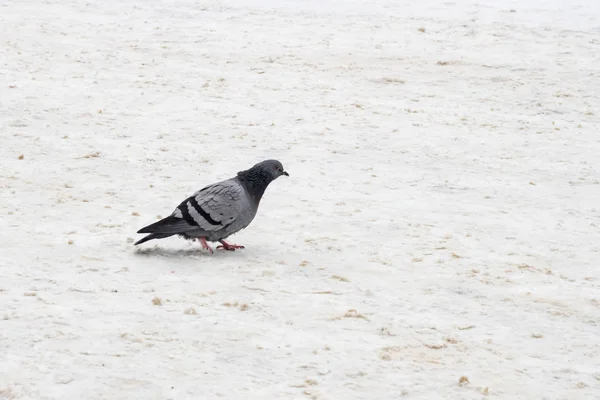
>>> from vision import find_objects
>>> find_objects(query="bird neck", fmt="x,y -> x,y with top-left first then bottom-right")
237,168 -> 273,205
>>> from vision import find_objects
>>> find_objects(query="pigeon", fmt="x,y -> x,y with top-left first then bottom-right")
134,159 -> 289,253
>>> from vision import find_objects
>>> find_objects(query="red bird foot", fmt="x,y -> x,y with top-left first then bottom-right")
217,240 -> 245,251
198,237 -> 213,254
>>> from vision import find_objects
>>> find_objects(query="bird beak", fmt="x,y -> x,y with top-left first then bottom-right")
283,171 -> 289,177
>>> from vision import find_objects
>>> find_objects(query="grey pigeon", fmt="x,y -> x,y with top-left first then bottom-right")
135,159 -> 289,253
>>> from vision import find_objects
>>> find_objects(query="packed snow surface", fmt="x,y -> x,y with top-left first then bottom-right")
1,0 -> 599,398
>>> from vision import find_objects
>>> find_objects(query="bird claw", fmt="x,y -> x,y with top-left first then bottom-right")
217,241 -> 245,251
198,237 -> 213,254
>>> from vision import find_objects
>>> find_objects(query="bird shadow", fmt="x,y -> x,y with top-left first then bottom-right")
133,246 -> 243,259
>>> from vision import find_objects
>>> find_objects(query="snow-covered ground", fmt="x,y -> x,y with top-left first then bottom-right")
1,0 -> 599,398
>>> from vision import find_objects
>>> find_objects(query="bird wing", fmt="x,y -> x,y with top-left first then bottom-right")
172,179 -> 245,232
136,179 -> 245,236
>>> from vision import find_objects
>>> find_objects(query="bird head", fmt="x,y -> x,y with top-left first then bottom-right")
255,159 -> 289,180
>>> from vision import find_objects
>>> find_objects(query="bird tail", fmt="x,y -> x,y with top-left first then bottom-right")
134,232 -> 173,246
135,215 -> 192,245
137,215 -> 181,233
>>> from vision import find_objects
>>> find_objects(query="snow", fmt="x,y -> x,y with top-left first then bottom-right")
1,0 -> 599,398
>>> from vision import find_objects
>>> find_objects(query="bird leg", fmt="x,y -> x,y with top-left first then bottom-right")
198,237 -> 213,254
217,240 -> 245,251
